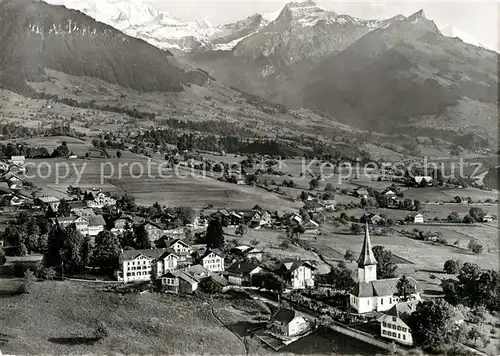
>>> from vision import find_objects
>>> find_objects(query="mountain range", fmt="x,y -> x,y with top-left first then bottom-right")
0,0 -> 498,149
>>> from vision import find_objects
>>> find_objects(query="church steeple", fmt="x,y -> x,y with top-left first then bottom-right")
357,222 -> 378,283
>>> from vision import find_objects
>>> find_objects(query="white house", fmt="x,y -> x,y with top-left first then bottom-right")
482,214 -> 494,223
302,220 -> 320,235
144,222 -> 168,241
57,216 -> 90,235
269,308 -> 310,337
378,301 -> 419,346
322,199 -> 336,211
349,224 -> 421,314
86,192 -> 116,209
87,215 -> 106,237
410,213 -> 424,224
164,239 -> 192,264
414,176 -> 433,186
118,248 -> 179,283
9,155 -> 26,167
278,259 -> 315,290
200,249 -> 225,272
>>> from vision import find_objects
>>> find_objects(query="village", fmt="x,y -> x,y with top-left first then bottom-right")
0,142 -> 499,356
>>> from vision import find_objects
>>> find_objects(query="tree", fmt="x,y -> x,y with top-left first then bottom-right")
322,261 -> 356,293
373,246 -> 397,279
468,239 -> 483,254
395,275 -> 416,302
59,225 -> 85,274
116,151 -> 122,159
414,200 -> 421,211
350,223 -> 362,235
468,305 -> 487,324
324,183 -> 334,192
466,327 -> 481,344
18,242 -> 28,256
206,218 -> 224,249
134,225 -> 152,250
443,260 -> 461,274
344,249 -> 355,263
0,249 -> 5,265
403,199 -> 413,210
253,272 -> 285,295
408,299 -> 462,352
173,207 -> 196,225
447,211 -> 461,223
309,179 -> 319,190
57,199 -> 71,217
92,231 -> 121,272
468,207 -> 485,223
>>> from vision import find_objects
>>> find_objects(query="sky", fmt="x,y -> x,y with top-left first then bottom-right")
146,0 -> 499,51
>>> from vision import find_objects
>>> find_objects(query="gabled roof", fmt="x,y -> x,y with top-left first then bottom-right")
208,274 -> 229,287
88,214 -> 106,227
352,276 -> 421,298
226,261 -> 261,275
164,239 -> 191,249
145,221 -> 167,230
385,300 -> 420,318
121,248 -> 177,262
271,308 -> 297,324
68,201 -> 87,209
201,249 -> 224,260
302,220 -> 319,228
280,259 -> 316,272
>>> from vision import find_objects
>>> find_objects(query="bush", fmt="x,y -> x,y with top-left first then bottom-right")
468,240 -> 483,254
94,322 -> 109,340
443,260 -> 461,274
22,269 -> 36,294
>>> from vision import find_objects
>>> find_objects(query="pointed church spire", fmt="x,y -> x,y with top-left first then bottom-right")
357,222 -> 377,267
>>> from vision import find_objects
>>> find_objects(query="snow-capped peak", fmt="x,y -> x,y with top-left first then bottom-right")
439,24 -> 486,49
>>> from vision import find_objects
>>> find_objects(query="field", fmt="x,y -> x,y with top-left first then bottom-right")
24,156 -> 301,213
0,136 -> 94,157
0,279 -> 244,355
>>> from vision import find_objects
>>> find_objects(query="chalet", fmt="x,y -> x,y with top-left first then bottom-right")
39,196 -> 60,210
378,300 -> 419,345
246,210 -> 272,228
10,196 -> 30,206
278,259 -> 315,290
269,308 -> 310,337
414,176 -> 433,186
162,270 -> 198,294
57,216 -> 90,235
360,213 -> 383,225
289,213 -> 303,226
382,189 -> 397,198
226,261 -> 262,286
88,215 -> 106,237
349,224 -> 421,314
144,222 -> 168,241
118,248 -> 179,283
86,191 -> 116,208
4,172 -> 22,185
213,210 -> 231,226
199,273 -> 230,293
482,214 -> 494,223
353,188 -> 369,199
9,155 -> 25,167
199,249 -> 225,273
163,239 -> 193,264
304,200 -> 323,214
322,199 -> 336,211
111,215 -> 135,234
408,213 -> 424,224
229,211 -> 243,227
302,220 -> 319,235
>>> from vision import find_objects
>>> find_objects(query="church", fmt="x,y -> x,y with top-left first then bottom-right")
349,224 -> 421,314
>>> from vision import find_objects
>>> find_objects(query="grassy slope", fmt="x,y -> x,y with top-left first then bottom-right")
0,280 -> 244,355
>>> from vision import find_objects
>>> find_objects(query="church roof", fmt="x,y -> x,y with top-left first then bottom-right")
357,222 -> 377,268
351,276 -> 421,298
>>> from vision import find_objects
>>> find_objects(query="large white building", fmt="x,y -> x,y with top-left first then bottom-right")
200,249 -> 225,272
117,248 -> 179,283
349,224 -> 421,314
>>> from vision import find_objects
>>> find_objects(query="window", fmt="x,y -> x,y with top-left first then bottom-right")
367,299 -> 370,305
387,323 -> 391,329
381,298 -> 384,305
392,317 -> 396,322
398,333 -> 400,339
383,322 -> 386,327
389,297 -> 392,303
397,326 -> 401,331
382,330 -> 386,335
403,335 -> 406,340
127,272 -> 131,276
392,324 -> 396,330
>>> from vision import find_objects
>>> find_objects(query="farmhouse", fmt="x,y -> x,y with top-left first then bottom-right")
382,189 -> 397,198
378,300 -> 420,345
10,196 -> 30,206
86,191 -> 116,208
144,222 -> 168,240
353,188 -> 369,199
278,259 -> 315,290
408,213 -> 424,224
232,245 -> 264,261
163,239 -> 193,265
349,224 -> 421,314
322,199 -> 336,211
111,215 -> 135,233
87,215 -> 106,237
161,270 -> 198,293
38,196 -> 60,210
301,220 -> 319,234
9,155 -> 25,167
56,216 -> 90,235
414,176 -> 433,186
360,213 -> 383,225
303,199 -> 323,214
482,214 -> 494,222
269,308 -> 310,337
226,261 -> 262,286
198,249 -> 225,272
118,248 -> 179,283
